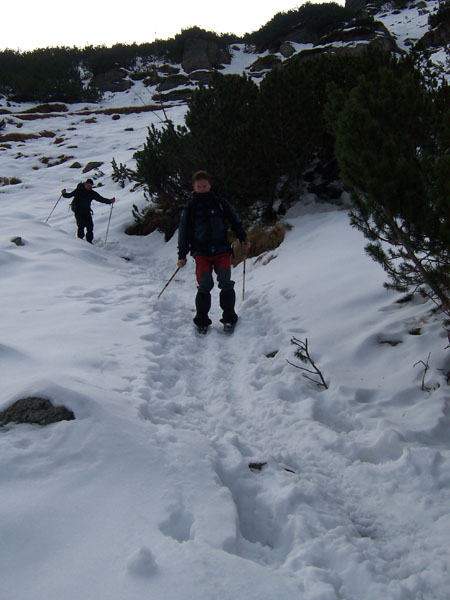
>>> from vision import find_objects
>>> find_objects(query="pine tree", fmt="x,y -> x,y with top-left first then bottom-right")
331,54 -> 450,317
130,122 -> 192,238
259,52 -> 364,211
185,73 -> 273,217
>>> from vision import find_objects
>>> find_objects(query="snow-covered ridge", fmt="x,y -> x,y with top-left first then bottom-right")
1,3 -> 450,599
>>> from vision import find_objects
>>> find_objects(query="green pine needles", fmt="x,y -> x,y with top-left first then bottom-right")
331,52 -> 450,319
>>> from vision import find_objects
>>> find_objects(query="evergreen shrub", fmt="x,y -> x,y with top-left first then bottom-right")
0,47 -> 100,103
329,51 -> 450,318
245,2 -> 354,51
129,53 -> 370,237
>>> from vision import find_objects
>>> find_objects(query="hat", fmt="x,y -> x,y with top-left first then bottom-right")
85,178 -> 94,185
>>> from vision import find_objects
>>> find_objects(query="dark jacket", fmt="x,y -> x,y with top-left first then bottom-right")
178,191 -> 246,260
62,183 -> 112,214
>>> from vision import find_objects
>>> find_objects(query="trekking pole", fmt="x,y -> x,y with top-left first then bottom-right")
242,255 -> 247,302
45,195 -> 62,223
104,203 -> 114,244
158,267 -> 181,299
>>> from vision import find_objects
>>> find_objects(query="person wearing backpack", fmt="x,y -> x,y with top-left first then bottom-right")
61,178 -> 115,243
177,170 -> 250,334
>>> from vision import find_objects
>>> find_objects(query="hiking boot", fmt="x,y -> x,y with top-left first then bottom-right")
196,324 -> 209,335
223,322 -> 235,333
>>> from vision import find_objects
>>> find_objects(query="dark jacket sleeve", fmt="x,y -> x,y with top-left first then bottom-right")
221,198 -> 247,243
62,188 -> 76,199
91,190 -> 112,204
177,204 -> 191,260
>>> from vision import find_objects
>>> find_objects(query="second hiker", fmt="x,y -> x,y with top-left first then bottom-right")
61,179 -> 115,243
177,170 -> 250,334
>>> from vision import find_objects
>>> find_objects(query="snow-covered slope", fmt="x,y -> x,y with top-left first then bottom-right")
1,10 -> 450,599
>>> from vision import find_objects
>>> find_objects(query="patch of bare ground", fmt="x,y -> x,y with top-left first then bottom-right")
71,104 -> 167,116
0,132 -> 40,142
16,113 -> 68,121
232,223 -> 291,266
6,104 -> 169,124
1,177 -> 22,186
39,155 -> 74,167
39,130 -> 57,138
21,103 -> 68,113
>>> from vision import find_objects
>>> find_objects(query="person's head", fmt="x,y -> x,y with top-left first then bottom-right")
192,170 -> 212,194
84,178 -> 94,190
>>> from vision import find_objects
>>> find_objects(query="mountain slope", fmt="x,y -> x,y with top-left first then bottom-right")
2,149 -> 450,599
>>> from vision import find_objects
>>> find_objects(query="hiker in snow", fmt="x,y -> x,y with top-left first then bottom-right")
61,179 -> 115,243
177,170 -> 250,334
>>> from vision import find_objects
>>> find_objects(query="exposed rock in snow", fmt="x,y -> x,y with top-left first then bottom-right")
0,397 -> 75,426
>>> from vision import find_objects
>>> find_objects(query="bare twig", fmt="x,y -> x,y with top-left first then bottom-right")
152,62 -> 171,125
413,352 -> 431,391
287,337 -> 329,389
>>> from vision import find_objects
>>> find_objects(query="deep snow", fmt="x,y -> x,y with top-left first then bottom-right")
1,14 -> 450,599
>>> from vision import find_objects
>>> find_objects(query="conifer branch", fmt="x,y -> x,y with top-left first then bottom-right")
287,337 -> 329,389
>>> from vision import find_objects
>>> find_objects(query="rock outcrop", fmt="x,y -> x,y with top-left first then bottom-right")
0,397 -> 75,427
152,89 -> 194,103
156,74 -> 190,92
248,55 -> 282,73
83,161 -> 104,173
189,70 -> 214,85
10,236 -> 25,246
417,19 -> 450,50
285,18 -> 400,63
91,68 -> 132,93
181,38 -> 231,73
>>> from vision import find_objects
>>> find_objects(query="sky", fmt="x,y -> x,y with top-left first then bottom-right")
2,0 -> 344,52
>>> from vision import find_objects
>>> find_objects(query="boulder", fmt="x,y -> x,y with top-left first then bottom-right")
0,397 -> 75,426
320,20 -> 398,48
142,72 -> 160,87
289,18 -> 400,62
248,54 -> 282,72
156,74 -> 190,92
283,26 -> 320,45
10,236 -> 24,246
189,70 -> 214,85
83,161 -> 103,173
417,20 -> 450,49
280,42 -> 296,58
91,68 -> 132,93
182,37 -> 231,73
152,89 -> 194,103
159,64 -> 181,75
